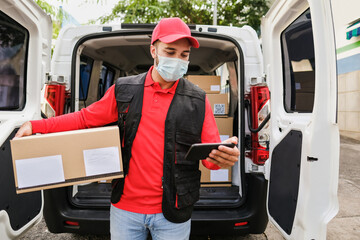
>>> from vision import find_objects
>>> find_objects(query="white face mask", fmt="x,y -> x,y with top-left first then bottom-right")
155,55 -> 189,82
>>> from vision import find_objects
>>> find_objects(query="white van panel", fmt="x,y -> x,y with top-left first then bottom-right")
262,0 -> 339,239
0,0 -> 51,140
0,0 -> 51,238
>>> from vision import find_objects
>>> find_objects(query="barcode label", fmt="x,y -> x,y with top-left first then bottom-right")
214,104 -> 225,115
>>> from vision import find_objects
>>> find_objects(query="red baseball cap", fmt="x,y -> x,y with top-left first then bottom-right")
151,17 -> 199,48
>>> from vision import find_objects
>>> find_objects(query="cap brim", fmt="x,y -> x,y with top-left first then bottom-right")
159,34 -> 200,48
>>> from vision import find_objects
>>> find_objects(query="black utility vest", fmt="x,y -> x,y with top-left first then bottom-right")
111,72 -> 206,223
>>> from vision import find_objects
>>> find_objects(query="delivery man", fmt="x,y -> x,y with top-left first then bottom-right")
15,17 -> 240,240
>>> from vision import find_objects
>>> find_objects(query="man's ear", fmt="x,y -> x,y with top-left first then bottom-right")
150,45 -> 156,59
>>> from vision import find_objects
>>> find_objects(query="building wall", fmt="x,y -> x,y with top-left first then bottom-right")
331,0 -> 360,141
338,71 -> 360,140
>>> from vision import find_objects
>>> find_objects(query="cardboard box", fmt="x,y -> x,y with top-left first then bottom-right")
293,71 -> 315,112
11,126 -> 123,194
199,163 -> 232,187
186,75 -> 221,94
207,93 -> 229,115
215,117 -> 233,142
200,182 -> 232,187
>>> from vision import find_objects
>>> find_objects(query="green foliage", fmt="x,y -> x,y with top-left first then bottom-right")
35,0 -> 59,40
99,0 -> 269,33
35,0 -> 70,41
35,0 -> 56,16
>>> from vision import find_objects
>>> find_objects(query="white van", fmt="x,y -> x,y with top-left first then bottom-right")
0,0 -> 339,239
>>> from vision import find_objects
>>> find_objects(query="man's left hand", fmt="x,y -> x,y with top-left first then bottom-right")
206,136 -> 240,168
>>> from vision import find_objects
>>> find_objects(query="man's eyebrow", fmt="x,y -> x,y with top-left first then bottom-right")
164,47 -> 191,53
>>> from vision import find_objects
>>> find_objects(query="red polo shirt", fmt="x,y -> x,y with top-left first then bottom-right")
31,67 -> 220,214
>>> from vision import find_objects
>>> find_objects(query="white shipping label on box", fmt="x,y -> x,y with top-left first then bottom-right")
210,85 -> 220,91
213,104 -> 225,115
15,155 -> 65,189
220,135 -> 229,142
83,146 -> 121,176
210,169 -> 229,182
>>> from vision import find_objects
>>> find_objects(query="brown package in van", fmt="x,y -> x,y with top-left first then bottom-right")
207,93 -> 229,115
186,75 -> 221,94
199,163 -> 232,187
215,117 -> 233,142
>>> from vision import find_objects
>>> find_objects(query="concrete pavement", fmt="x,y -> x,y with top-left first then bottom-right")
327,136 -> 360,240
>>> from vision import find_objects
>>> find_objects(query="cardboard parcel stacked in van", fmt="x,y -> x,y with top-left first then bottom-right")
187,75 -> 232,187
10,126 -> 123,194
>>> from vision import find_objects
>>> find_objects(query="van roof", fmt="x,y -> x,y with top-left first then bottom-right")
121,23 -> 196,30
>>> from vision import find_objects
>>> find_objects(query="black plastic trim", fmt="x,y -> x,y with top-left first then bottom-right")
0,129 -> 42,231
121,23 -> 196,30
268,130 -> 302,235
44,174 -> 268,235
191,174 -> 268,236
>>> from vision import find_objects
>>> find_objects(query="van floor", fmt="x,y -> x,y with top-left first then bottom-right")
71,183 -> 241,207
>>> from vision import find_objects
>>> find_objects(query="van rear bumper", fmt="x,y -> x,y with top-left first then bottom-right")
43,187 -> 110,235
43,174 -> 267,236
191,174 -> 268,236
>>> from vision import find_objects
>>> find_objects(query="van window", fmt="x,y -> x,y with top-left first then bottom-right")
99,64 -> 115,99
0,11 -> 29,110
79,56 -> 93,101
281,9 -> 315,113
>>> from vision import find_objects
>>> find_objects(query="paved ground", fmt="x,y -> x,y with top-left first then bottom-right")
327,136 -> 360,240
19,136 -> 360,239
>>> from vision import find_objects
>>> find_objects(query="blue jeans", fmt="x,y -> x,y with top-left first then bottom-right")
110,205 -> 191,240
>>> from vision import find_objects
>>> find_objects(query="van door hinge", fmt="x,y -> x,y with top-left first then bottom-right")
47,75 -> 66,84
307,156 -> 318,162
250,76 -> 266,86
245,158 -> 265,174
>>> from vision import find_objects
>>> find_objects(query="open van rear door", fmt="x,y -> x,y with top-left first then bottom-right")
262,0 -> 339,239
0,0 -> 51,239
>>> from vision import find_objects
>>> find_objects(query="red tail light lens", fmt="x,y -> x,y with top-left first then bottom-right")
44,84 -> 65,116
234,222 -> 248,226
250,86 -> 270,165
64,221 -> 79,226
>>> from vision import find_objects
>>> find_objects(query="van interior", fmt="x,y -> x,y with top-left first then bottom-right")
69,32 -> 245,210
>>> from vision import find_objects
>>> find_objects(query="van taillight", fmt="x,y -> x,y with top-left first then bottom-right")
43,83 -> 66,117
250,86 -> 270,165
234,221 -> 248,226
64,221 -> 79,226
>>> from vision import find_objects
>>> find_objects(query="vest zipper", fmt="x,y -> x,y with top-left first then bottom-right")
122,120 -> 125,148
174,144 -> 177,164
175,193 -> 179,209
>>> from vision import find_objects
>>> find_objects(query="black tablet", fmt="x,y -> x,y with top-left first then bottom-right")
185,143 -> 236,161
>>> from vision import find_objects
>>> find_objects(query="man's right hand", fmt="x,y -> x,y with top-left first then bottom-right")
14,121 -> 33,139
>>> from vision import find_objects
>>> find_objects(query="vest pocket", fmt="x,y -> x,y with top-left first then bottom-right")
116,94 -> 134,148
116,93 -> 133,113
175,131 -> 201,165
175,170 -> 201,209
